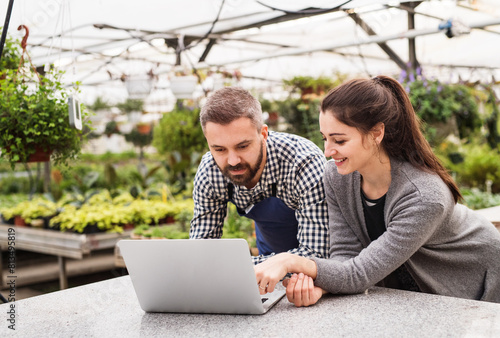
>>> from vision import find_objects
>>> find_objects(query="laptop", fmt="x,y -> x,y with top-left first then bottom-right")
117,238 -> 286,315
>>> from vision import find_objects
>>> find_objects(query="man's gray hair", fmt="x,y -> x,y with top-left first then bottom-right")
200,87 -> 263,132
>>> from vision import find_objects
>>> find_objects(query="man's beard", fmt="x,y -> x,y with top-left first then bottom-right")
220,143 -> 264,187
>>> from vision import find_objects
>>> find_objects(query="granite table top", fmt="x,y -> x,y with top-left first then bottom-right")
1,275 -> 500,337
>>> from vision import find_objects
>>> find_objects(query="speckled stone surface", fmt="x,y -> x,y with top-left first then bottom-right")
1,275 -> 500,337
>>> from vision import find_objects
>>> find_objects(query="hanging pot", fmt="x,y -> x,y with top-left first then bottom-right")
125,75 -> 154,99
137,123 -> 152,135
170,75 -> 198,99
24,146 -> 52,162
6,145 -> 53,163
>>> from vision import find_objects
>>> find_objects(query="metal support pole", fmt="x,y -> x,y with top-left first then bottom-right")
58,256 -> 68,290
407,2 -> 421,74
0,0 -> 15,61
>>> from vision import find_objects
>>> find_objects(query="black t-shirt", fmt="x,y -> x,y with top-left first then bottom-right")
361,187 -> 420,292
361,189 -> 386,241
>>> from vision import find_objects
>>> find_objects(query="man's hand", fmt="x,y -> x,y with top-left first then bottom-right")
283,273 -> 324,307
254,253 -> 292,294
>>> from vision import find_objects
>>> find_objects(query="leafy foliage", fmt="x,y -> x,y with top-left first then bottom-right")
0,67 -> 91,168
124,126 -> 153,148
117,98 -> 143,113
462,189 -> 500,210
87,96 -> 111,111
447,143 -> 500,193
153,106 -> 207,192
403,77 -> 482,146
276,74 -> 347,147
153,106 -> 206,154
0,35 -> 21,71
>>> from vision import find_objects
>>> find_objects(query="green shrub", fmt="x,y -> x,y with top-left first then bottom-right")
462,189 -> 500,210
449,144 -> 500,193
404,79 -> 482,147
153,106 -> 206,193
0,197 -> 57,224
222,204 -> 255,248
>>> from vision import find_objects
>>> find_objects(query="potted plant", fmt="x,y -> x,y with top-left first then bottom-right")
401,71 -> 482,147
283,75 -> 343,102
131,224 -> 150,239
152,105 -> 206,193
0,62 -> 91,169
104,120 -> 120,137
0,197 -> 57,227
136,122 -> 152,135
169,68 -> 199,100
0,35 -> 21,74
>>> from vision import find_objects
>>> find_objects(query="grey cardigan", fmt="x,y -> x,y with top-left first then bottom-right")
313,159 -> 500,303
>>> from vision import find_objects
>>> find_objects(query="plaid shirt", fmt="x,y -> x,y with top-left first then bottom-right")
190,131 -> 329,264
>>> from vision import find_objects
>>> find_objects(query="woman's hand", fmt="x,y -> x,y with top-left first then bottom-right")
283,273 -> 324,307
254,253 -> 292,294
254,253 -> 318,295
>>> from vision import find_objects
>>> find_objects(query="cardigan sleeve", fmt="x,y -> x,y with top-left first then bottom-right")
322,162 -> 364,262
313,164 -> 449,294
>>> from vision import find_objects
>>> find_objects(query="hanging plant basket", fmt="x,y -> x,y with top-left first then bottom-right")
137,123 -> 152,135
0,27 -> 91,169
124,75 -> 154,99
22,146 -> 53,163
170,75 -> 198,99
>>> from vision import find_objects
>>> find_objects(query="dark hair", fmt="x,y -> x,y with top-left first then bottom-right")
200,86 -> 263,132
321,75 -> 462,203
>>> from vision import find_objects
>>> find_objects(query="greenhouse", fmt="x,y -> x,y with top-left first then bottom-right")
0,0 -> 500,336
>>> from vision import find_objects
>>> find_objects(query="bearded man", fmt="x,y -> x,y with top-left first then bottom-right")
190,87 -> 329,264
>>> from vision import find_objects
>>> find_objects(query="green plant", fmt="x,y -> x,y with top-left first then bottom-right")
117,98 -> 143,114
0,35 -> 21,71
104,120 -> 120,136
278,74 -> 346,148
49,202 -> 132,233
483,87 -> 500,149
132,224 -> 150,236
0,197 -> 57,224
150,226 -> 164,238
0,69 -> 91,168
448,143 -> 500,193
124,126 -> 153,165
283,75 -> 341,98
222,204 -> 255,248
88,96 -> 111,111
161,224 -> 189,239
0,193 -> 28,209
462,188 -> 500,210
153,106 -> 206,192
0,33 -> 91,170
402,77 -> 482,146
175,207 -> 193,232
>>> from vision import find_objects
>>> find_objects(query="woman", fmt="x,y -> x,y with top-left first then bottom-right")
255,75 -> 500,305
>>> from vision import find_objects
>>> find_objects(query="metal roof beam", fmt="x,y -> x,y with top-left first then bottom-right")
208,17 -> 500,66
348,12 -> 407,70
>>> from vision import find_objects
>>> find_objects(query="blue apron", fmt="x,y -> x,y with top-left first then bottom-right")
228,183 -> 299,256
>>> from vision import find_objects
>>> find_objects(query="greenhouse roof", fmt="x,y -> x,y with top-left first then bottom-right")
1,0 -> 500,105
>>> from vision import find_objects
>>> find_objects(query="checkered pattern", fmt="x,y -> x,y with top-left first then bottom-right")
190,131 -> 330,264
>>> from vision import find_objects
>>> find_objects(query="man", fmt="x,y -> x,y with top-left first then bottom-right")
190,86 -> 329,264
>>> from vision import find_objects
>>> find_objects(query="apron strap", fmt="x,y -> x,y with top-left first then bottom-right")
227,183 -> 245,215
227,183 -> 234,201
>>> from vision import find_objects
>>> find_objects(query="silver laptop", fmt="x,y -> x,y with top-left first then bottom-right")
117,238 -> 286,315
